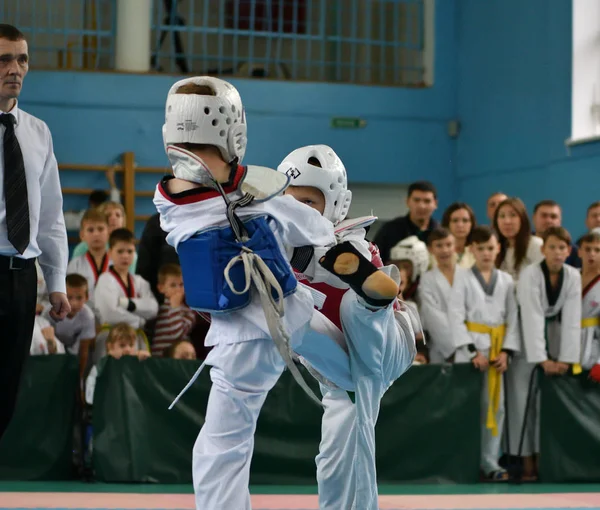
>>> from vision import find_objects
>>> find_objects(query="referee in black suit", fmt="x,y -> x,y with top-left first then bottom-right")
0,25 -> 70,441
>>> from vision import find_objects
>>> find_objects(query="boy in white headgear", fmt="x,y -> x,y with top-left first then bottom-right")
153,78 -> 340,510
278,145 -> 418,510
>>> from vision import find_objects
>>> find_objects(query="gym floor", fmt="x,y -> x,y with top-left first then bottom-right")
1,482 -> 599,510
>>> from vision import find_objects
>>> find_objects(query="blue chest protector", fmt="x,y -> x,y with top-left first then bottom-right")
177,216 -> 297,314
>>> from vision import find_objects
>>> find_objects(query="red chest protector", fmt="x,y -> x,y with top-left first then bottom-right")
296,242 -> 386,330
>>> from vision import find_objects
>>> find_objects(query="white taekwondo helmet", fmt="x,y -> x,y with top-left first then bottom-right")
277,145 -> 352,225
389,235 -> 430,280
163,76 -> 248,180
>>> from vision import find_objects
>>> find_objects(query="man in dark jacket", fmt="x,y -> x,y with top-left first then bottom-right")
373,181 -> 439,264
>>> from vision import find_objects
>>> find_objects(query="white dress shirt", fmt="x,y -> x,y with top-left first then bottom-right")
0,101 -> 68,293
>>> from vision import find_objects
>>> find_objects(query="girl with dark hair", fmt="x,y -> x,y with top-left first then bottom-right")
442,202 -> 477,268
493,198 -> 543,282
493,197 -> 544,481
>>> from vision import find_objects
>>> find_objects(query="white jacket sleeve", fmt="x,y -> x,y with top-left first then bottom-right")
36,127 -> 69,294
131,278 -> 159,320
447,276 -> 474,353
266,195 -> 336,249
95,276 -> 144,329
419,274 -> 457,360
559,272 -> 582,364
502,278 -> 520,352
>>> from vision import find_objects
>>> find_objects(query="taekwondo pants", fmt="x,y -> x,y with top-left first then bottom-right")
316,290 -> 416,510
480,361 -> 505,475
192,338 -> 286,510
505,353 -> 539,456
455,347 -> 506,474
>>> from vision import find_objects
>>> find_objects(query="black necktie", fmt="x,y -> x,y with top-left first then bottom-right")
0,114 -> 29,255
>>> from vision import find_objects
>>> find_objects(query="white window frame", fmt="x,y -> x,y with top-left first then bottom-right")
567,0 -> 600,146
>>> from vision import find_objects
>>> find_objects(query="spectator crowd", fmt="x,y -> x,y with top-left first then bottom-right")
32,179 -> 600,483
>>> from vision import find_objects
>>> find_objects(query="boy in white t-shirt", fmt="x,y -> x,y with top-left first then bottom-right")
44,273 -> 97,379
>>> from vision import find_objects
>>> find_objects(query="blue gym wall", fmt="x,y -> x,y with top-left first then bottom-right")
20,0 -> 591,238
18,0 -> 457,237
455,0 -> 596,237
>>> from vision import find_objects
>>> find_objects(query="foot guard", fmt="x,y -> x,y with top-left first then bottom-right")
319,241 -> 399,307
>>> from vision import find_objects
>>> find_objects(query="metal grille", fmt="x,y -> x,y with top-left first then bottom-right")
1,0 -> 115,70
2,0 -> 426,86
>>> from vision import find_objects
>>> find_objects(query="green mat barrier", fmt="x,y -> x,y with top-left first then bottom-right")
93,358 -> 482,484
0,355 -> 79,480
539,372 -> 600,483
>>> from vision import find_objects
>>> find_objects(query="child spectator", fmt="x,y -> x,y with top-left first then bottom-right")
388,235 -> 430,302
152,264 -> 197,357
94,228 -> 158,353
44,274 -> 97,379
67,209 -> 110,307
419,227 -> 467,364
449,226 -> 519,482
579,231 -> 600,381
85,323 -> 150,405
397,266 -> 427,364
517,226 -> 582,481
71,200 -> 137,273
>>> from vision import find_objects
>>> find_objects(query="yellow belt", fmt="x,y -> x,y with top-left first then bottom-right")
581,316 -> 600,328
568,317 -> 599,375
100,324 -> 150,352
465,321 -> 506,437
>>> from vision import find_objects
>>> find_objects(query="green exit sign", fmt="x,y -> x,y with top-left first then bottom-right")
331,117 -> 367,129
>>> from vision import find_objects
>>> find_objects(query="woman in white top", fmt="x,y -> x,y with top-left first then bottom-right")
442,202 -> 477,269
493,197 -> 544,481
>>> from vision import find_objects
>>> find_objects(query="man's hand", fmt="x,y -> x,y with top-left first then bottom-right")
472,352 -> 489,371
492,352 -> 509,373
554,362 -> 570,375
540,359 -> 556,375
49,292 -> 70,321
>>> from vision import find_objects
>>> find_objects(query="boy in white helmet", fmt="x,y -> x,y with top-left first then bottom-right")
278,145 -> 418,510
153,79 -> 399,510
389,235 -> 431,302
153,78 -> 340,510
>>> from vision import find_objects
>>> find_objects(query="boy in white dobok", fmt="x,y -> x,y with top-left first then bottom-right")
579,231 -> 600,382
517,226 -> 581,481
419,227 -> 467,364
153,78 -> 355,510
449,226 -> 519,481
278,145 -> 418,510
